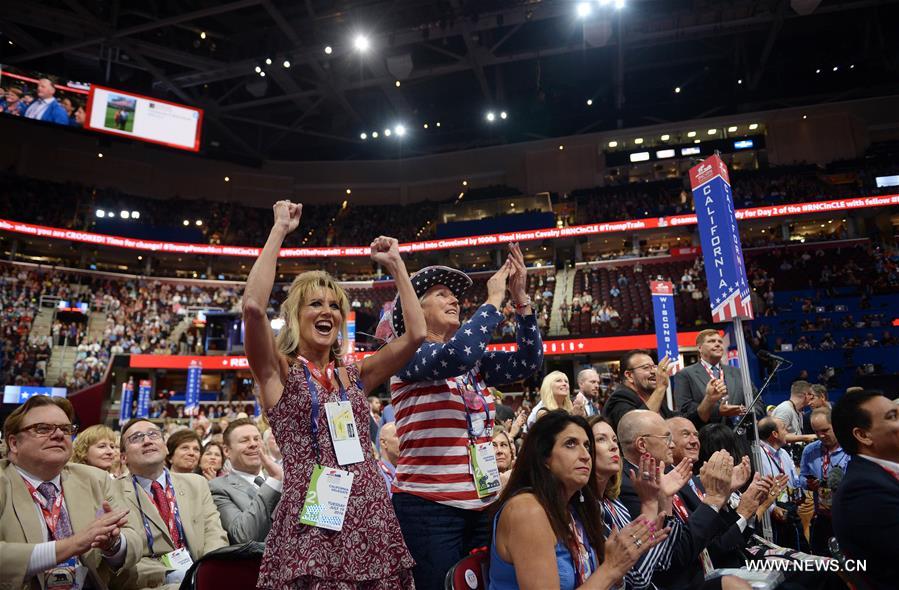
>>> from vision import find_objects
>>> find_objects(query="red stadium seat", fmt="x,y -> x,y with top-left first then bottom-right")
444,547 -> 490,590
187,550 -> 262,590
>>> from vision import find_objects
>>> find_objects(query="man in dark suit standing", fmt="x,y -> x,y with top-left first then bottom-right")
674,329 -> 764,429
832,390 -> 899,590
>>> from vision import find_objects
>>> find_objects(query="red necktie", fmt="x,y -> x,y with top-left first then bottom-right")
151,481 -> 183,548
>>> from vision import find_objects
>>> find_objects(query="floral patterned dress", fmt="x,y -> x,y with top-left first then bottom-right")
257,362 -> 415,590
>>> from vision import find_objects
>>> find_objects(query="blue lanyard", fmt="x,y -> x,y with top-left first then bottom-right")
131,470 -> 188,557
458,371 -> 493,442
304,364 -> 349,466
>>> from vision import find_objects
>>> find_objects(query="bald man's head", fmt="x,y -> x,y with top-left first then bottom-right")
379,422 -> 399,465
667,416 -> 700,463
618,410 -> 674,465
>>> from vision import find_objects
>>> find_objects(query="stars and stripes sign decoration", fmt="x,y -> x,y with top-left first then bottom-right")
185,361 -> 202,417
119,381 -> 134,425
136,379 -> 151,419
689,154 -> 754,322
650,280 -> 680,372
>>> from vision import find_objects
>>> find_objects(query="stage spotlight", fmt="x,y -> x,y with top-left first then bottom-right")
255,66 -> 261,73
727,126 -> 738,132
486,111 -> 496,122
183,220 -> 190,226
423,123 -> 429,129
395,80 -> 401,87
816,68 -> 821,74
224,176 -> 230,182
372,131 -> 379,138
196,220 -> 203,226
576,2 -> 592,18
832,66 -> 838,72
384,128 -> 392,137
394,124 -> 407,136
324,46 -> 333,54
259,72 -> 266,77
97,152 -> 104,158
436,122 -> 441,127
608,140 -> 618,148
265,58 -> 272,65
354,34 -> 371,52
558,145 -> 564,151
674,86 -> 681,94
707,129 -> 717,135
687,131 -> 696,138
634,137 -> 643,144
802,115 -> 807,119
96,209 -> 106,218
131,211 -> 140,219
200,32 -> 207,40
737,79 -> 743,85
586,99 -> 593,106
120,211 -> 130,219
462,180 -> 468,186
346,188 -> 352,195
283,60 -> 291,68
360,132 -> 368,140
500,111 -> 508,119
749,123 -> 759,130
660,134 -> 670,141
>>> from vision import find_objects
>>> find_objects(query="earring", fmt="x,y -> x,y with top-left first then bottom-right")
578,490 -> 585,503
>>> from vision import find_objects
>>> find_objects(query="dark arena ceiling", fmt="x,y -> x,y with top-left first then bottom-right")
2,0 -> 898,163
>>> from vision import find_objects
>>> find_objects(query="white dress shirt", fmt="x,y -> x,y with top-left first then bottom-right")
231,467 -> 283,492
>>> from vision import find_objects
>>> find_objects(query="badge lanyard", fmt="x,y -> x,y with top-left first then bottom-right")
305,363 -> 349,466
132,471 -> 188,557
761,443 -> 786,475
701,362 -> 724,385
567,513 -> 596,586
457,371 -> 493,443
299,355 -> 335,393
22,480 -> 66,540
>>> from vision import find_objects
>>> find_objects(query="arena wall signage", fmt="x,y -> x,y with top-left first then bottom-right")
2,195 -> 897,259
128,331 -> 703,369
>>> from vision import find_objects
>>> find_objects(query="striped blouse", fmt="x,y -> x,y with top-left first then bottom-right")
389,303 -> 543,510
601,497 -> 683,590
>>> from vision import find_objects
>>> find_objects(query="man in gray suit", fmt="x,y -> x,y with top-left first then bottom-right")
208,418 -> 282,544
674,329 -> 764,429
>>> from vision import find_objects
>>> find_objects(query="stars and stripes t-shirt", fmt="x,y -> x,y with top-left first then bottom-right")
390,304 -> 544,509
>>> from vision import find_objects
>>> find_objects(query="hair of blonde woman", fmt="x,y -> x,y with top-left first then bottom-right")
538,371 -> 573,412
71,424 -> 117,467
275,270 -> 350,364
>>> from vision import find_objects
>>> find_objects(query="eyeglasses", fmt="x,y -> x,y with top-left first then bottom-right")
627,363 -> 657,372
126,430 -> 163,445
639,433 -> 673,445
20,423 -> 78,437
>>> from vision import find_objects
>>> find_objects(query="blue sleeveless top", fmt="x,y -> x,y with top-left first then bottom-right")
488,501 -> 591,590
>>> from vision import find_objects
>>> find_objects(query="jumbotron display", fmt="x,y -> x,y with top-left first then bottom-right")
0,65 -> 203,152
85,84 -> 203,152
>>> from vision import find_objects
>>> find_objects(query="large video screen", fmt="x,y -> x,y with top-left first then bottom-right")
86,85 -> 202,152
0,65 -> 203,152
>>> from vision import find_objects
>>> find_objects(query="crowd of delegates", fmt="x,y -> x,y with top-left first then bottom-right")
0,264 -> 245,390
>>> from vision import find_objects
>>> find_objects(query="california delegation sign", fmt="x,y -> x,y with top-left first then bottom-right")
689,155 -> 754,322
